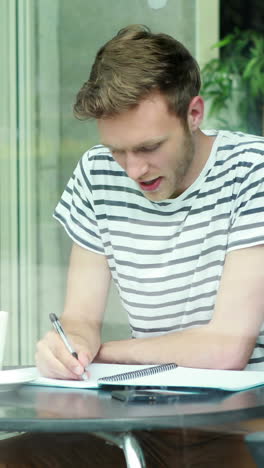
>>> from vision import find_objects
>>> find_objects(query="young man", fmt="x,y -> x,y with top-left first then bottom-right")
1,25 -> 262,468
36,25 -> 264,380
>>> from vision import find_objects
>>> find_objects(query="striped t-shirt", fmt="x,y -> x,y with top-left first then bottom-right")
54,130 -> 264,370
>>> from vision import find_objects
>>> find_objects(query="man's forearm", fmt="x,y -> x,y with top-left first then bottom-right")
97,324 -> 254,370
61,316 -> 102,361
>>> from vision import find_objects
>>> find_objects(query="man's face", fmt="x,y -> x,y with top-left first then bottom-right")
97,91 -> 195,201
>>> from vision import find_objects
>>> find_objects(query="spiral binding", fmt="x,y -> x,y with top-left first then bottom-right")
98,362 -> 177,382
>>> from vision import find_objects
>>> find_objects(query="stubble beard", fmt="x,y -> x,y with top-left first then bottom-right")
169,131 -> 195,199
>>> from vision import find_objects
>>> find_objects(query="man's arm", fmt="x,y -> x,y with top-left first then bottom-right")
97,245 -> 264,370
36,242 -> 111,379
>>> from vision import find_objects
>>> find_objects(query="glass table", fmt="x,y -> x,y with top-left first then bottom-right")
1,383 -> 264,467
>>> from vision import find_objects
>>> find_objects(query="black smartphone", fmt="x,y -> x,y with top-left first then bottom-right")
111,388 -> 201,403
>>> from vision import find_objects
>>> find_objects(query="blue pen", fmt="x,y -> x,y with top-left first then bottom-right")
49,313 -> 88,380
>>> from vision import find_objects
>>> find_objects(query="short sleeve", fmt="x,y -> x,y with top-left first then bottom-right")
53,151 -> 104,254
227,158 -> 264,252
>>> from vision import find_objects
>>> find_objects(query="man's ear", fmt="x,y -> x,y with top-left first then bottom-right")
187,96 -> 204,132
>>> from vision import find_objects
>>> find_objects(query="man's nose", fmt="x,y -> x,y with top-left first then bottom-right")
125,151 -> 148,181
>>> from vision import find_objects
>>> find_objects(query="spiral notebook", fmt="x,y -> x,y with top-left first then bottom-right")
28,363 -> 264,392
29,364 -> 167,389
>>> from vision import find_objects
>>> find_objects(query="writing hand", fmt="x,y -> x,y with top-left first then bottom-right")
35,330 -> 96,380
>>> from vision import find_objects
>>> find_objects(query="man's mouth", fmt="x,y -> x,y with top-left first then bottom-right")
139,177 -> 162,192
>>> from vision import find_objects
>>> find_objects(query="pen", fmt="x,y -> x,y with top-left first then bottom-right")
49,313 -> 88,380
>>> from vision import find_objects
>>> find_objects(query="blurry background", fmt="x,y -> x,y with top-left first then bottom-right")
3,0 -> 260,365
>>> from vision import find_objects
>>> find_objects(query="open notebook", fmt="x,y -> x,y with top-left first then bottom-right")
28,363 -> 264,392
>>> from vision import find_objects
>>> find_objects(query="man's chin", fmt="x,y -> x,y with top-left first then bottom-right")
142,189 -> 169,202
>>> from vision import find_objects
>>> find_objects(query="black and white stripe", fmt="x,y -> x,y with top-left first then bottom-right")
54,130 -> 264,370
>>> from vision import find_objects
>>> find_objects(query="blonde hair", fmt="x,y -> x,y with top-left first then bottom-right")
74,25 -> 201,123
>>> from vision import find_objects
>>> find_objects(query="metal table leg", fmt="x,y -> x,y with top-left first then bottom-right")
95,431 -> 146,468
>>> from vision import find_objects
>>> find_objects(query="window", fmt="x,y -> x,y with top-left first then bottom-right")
0,0 -> 219,365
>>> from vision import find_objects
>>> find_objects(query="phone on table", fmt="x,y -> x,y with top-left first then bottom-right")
111,388 -> 203,403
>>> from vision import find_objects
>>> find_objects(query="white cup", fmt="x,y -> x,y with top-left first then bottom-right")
0,311 -> 8,369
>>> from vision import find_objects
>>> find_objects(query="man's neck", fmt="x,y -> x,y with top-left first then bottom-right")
182,129 -> 216,190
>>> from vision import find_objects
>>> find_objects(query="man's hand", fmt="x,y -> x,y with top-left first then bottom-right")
35,243 -> 111,379
35,326 -> 100,380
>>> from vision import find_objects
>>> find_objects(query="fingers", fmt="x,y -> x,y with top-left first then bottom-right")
76,349 -> 90,369
36,331 -> 86,380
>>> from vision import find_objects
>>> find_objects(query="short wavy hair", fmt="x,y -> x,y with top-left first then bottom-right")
74,25 -> 201,123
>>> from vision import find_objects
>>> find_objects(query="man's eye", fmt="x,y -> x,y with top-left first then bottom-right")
111,150 -> 124,157
141,144 -> 160,152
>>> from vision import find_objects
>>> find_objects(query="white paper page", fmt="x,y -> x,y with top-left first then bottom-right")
99,366 -> 264,391
29,363 -> 159,389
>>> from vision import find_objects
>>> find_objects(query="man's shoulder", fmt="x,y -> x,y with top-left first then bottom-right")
217,130 -> 264,151
212,130 -> 264,165
82,144 -> 113,162
75,143 -> 132,194
78,144 -> 123,172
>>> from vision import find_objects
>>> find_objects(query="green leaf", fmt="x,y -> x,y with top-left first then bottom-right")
202,28 -> 264,133
243,57 -> 259,79
212,33 -> 234,49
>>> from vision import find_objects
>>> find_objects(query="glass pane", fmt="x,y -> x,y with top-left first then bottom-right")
1,0 -> 218,364
34,0 -> 197,349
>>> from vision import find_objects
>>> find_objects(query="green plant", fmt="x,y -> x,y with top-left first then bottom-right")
202,29 -> 264,135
